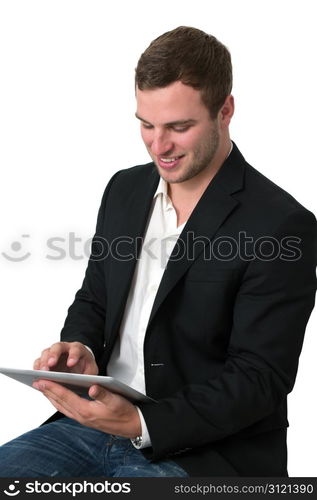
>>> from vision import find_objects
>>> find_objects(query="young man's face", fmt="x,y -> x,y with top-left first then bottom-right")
136,81 -> 222,184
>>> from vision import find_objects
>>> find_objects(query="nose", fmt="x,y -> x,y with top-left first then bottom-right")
150,130 -> 173,156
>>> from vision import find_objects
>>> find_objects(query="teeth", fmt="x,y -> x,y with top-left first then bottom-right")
160,157 -> 178,163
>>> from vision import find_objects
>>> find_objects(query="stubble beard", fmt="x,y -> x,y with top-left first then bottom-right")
155,126 -> 220,184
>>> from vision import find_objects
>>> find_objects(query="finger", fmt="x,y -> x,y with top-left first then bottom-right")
67,342 -> 94,370
46,342 -> 70,368
88,384 -> 113,402
66,342 -> 85,367
36,379 -> 84,418
34,347 -> 51,371
45,394 -> 75,420
33,357 -> 42,370
34,344 -> 63,371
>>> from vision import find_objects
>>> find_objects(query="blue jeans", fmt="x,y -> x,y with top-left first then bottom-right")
0,417 -> 188,477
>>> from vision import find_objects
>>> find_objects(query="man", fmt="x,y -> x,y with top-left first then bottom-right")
0,26 -> 316,477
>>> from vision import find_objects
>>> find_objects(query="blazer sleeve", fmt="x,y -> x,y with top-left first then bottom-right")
60,172 -> 120,362
139,208 -> 317,460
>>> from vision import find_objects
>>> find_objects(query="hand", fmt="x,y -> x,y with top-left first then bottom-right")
33,380 -> 142,439
33,341 -> 98,375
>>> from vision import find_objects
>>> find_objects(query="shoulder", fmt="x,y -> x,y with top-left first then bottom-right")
236,158 -> 316,232
98,161 -> 157,206
97,161 -> 159,220
113,161 -> 157,186
223,143 -> 316,235
244,162 -> 308,215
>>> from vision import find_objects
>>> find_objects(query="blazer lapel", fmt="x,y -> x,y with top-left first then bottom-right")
147,143 -> 246,326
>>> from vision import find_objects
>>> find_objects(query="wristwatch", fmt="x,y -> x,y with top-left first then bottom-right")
131,435 -> 143,449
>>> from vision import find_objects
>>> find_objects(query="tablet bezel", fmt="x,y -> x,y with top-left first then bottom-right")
0,367 -> 156,403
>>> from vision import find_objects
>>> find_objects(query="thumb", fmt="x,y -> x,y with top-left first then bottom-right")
89,384 -> 112,401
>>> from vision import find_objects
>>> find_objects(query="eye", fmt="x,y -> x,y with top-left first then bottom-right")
172,125 -> 191,133
141,122 -> 153,130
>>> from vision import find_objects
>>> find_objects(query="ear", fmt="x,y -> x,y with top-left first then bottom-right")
219,95 -> 234,128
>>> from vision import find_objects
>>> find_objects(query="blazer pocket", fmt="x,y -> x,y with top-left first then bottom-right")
186,268 -> 238,282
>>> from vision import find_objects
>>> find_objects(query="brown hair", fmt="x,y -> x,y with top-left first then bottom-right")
135,26 -> 232,119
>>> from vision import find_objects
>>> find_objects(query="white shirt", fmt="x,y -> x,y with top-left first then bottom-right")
106,176 -> 186,447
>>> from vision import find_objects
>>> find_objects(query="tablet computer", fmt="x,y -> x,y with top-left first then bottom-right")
0,367 -> 156,403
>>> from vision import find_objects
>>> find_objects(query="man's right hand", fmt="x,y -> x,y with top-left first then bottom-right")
33,341 -> 99,375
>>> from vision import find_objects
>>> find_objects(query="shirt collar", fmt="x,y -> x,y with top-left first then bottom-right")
153,175 -> 169,199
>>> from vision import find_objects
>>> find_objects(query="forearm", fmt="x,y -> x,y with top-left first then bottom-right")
140,357 -> 288,460
60,281 -> 106,359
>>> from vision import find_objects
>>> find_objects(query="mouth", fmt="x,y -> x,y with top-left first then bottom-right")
157,155 -> 185,170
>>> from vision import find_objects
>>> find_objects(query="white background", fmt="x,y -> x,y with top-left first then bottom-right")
0,0 -> 316,476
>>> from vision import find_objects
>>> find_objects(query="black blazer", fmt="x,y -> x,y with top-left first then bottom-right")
52,143 -> 316,476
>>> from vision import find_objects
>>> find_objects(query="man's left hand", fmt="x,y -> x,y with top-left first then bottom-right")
33,380 -> 142,439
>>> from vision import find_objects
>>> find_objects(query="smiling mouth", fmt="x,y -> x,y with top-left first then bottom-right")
160,155 -> 183,162
157,155 -> 185,169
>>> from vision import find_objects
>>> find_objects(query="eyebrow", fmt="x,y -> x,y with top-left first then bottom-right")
135,113 -> 197,127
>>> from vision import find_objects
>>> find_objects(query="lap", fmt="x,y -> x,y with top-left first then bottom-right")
0,418 -> 188,478
0,417 -> 106,477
